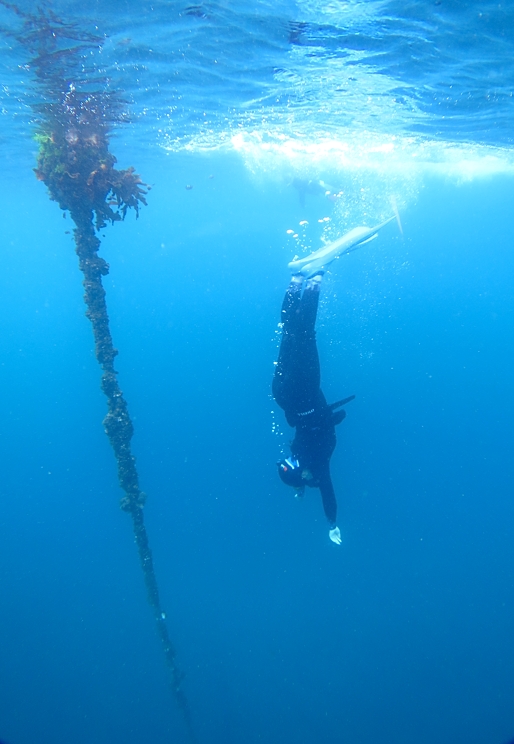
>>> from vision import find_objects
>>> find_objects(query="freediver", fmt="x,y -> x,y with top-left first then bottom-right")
272,217 -> 393,544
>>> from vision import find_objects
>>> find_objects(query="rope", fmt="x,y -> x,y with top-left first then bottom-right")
72,211 -> 195,739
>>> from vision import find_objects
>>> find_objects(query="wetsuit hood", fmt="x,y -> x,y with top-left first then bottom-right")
277,458 -> 304,488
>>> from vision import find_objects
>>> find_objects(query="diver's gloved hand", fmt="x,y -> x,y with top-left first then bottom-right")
329,526 -> 342,545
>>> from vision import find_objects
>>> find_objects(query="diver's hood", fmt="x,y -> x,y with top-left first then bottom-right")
277,457 -> 304,488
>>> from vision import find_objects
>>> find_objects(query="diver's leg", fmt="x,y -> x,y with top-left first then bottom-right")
272,275 -> 323,415
295,274 -> 322,394
299,274 -> 321,337
272,276 -> 303,411
280,274 -> 303,329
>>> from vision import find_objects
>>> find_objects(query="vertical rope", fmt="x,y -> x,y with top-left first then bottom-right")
71,209 -> 195,739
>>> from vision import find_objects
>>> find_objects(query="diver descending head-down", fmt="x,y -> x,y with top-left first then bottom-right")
272,218 -> 393,544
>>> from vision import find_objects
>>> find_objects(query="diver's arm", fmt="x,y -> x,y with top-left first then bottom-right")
318,466 -> 341,544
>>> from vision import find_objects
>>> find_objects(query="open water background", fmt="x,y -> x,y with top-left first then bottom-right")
1,2 -> 514,744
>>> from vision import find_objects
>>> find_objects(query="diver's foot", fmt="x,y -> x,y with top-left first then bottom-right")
306,273 -> 323,289
288,241 -> 344,278
288,253 -> 335,279
288,274 -> 304,291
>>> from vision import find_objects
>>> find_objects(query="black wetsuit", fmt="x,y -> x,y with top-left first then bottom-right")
272,279 -> 348,527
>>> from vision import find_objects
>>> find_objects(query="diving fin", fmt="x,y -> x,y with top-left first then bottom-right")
288,217 -> 394,278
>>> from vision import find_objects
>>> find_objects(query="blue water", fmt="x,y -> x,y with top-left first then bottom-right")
1,2 -> 514,744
